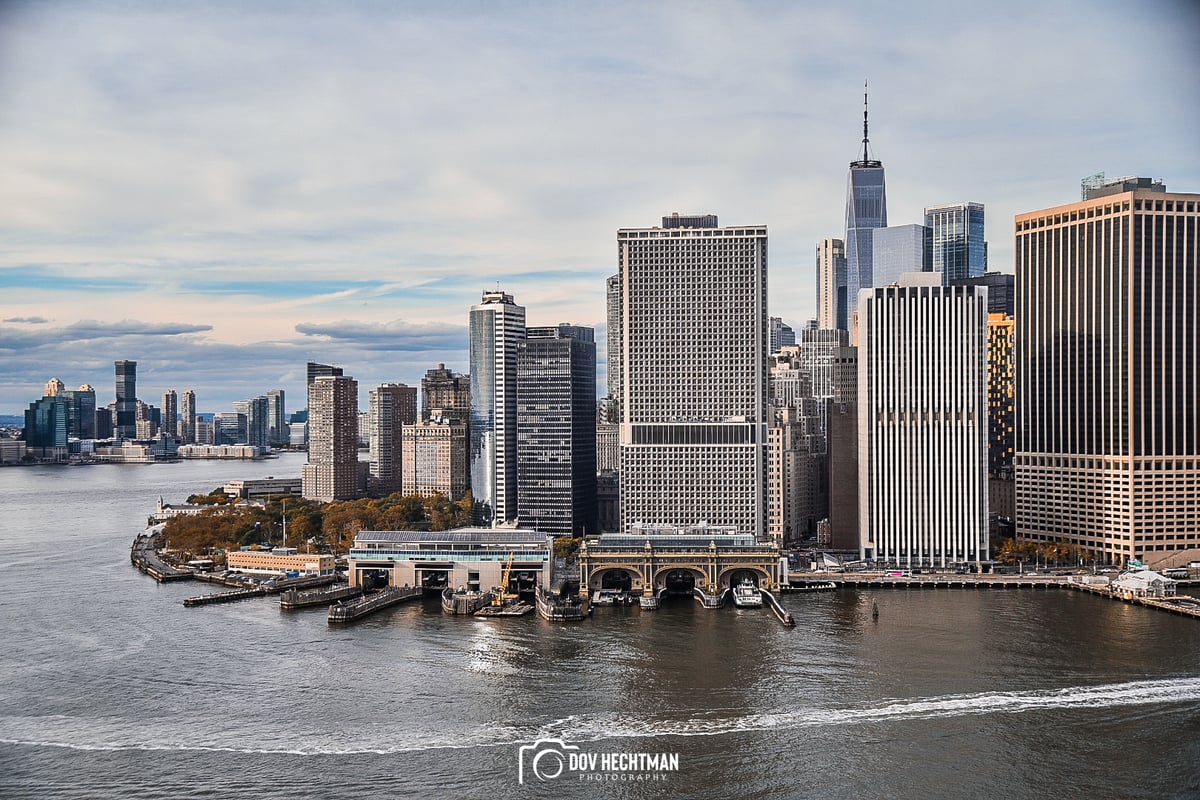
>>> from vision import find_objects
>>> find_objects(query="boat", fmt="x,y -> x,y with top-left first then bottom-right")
592,589 -> 636,606
732,578 -> 763,608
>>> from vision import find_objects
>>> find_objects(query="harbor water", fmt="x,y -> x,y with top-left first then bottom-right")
2,453 -> 1199,799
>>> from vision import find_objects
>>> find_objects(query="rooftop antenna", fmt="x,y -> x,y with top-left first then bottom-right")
861,79 -> 870,163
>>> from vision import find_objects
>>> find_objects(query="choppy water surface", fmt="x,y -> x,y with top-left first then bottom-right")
2,455 -> 1198,799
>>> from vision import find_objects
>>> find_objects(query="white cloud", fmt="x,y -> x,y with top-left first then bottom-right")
0,0 -> 1197,413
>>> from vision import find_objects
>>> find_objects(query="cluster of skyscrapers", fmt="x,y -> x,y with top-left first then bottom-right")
20,360 -> 287,461
15,99 -> 1198,570
300,307 -> 599,540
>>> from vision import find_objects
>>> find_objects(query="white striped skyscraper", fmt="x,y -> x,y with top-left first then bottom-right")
1015,178 -> 1200,565
858,274 -> 989,567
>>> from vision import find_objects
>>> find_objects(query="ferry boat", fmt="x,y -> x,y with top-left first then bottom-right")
732,578 -> 763,608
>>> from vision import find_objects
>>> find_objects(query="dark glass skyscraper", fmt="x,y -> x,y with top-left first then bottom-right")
114,360 -> 137,440
517,324 -> 597,537
841,88 -> 887,329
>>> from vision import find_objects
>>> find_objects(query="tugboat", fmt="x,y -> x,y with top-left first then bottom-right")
732,578 -> 763,608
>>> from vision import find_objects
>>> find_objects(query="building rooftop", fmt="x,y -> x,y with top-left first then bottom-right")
354,529 -> 547,546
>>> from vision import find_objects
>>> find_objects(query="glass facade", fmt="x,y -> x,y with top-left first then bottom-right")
517,325 -> 597,537
925,202 -> 986,284
842,165 -> 887,326
114,360 -> 137,440
871,224 -> 929,287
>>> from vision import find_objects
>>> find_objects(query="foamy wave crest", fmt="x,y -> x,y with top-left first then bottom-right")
3,678 -> 1198,756
546,677 -> 1200,742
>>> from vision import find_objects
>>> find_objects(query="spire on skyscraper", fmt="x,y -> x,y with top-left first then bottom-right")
853,80 -> 881,168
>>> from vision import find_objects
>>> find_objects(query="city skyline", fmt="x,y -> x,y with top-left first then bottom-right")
1,1 -> 1198,413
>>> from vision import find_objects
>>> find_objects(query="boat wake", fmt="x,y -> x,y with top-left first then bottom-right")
3,677 -> 1198,757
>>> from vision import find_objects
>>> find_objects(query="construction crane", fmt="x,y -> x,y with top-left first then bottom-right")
491,552 -> 516,607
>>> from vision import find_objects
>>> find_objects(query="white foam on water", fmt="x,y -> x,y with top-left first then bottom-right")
2,677 -> 1198,756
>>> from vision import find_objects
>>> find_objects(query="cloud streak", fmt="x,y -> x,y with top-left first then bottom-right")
0,0 -> 1197,413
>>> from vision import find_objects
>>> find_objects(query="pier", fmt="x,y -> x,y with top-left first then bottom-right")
183,586 -> 266,606
760,589 -> 795,627
281,584 -> 363,609
328,586 -> 424,623
130,531 -> 195,583
1064,580 -> 1200,619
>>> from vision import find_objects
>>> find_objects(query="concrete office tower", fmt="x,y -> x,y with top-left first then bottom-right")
305,363 -> 343,447
469,290 -> 526,525
369,383 -> 418,497
266,389 -> 286,446
44,377 -> 64,397
161,390 -> 178,438
402,415 -> 468,500
842,89 -> 887,329
617,213 -> 768,536
872,224 -> 930,288
606,273 -> 623,402
194,416 -> 213,445
987,313 -> 1016,521
302,374 -> 360,502
817,238 -> 846,330
420,364 -> 470,422
858,274 -> 989,567
952,272 -> 1014,316
596,423 -> 619,472
1016,178 -> 1199,567
135,400 -> 158,440
767,350 -> 827,543
517,324 -> 598,537
114,360 -> 137,440
180,390 -> 196,444
925,202 -> 986,284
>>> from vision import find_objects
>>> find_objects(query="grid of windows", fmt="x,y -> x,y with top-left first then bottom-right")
616,220 -> 768,536
1015,187 -> 1199,562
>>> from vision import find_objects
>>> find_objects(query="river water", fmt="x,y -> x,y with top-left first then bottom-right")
1,453 -> 1198,799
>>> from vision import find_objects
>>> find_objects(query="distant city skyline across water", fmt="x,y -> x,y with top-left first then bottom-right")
1,2 -> 1198,413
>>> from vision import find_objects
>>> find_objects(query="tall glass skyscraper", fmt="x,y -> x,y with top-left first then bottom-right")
925,202 -> 986,284
842,91 -> 887,329
114,360 -> 137,440
469,290 -> 526,526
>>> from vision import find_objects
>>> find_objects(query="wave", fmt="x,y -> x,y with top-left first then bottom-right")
3,677 -> 1198,757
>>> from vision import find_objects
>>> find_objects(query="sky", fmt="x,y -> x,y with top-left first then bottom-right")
1,0 -> 1198,417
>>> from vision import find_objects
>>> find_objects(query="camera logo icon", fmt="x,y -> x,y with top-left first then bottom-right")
517,738 -> 580,784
